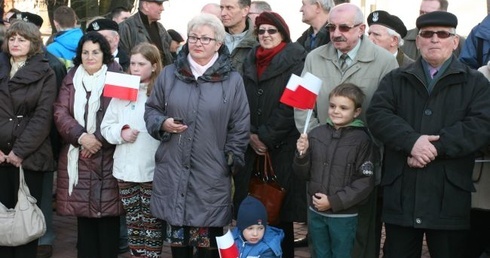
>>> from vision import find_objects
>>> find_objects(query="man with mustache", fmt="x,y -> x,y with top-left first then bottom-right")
294,3 -> 397,258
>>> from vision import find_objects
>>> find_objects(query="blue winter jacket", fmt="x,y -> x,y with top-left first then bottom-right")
460,14 -> 490,69
47,28 -> 83,69
231,226 -> 284,258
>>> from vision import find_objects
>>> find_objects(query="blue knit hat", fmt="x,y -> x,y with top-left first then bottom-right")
237,196 -> 268,231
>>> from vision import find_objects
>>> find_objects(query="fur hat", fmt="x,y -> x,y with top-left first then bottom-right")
236,196 -> 268,231
367,10 -> 407,38
255,11 -> 291,43
416,11 -> 458,29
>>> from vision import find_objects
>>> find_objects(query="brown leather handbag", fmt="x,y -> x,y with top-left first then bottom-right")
248,152 -> 286,225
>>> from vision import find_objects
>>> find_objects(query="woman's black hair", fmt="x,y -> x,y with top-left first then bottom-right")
73,31 -> 114,66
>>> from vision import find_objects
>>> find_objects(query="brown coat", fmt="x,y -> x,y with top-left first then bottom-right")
54,62 -> 123,218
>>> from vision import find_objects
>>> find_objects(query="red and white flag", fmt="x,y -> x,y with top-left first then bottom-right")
279,72 -> 322,110
103,71 -> 141,101
216,230 -> 239,258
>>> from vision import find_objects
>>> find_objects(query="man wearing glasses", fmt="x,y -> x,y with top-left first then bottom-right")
294,3 -> 397,258
367,11 -> 490,258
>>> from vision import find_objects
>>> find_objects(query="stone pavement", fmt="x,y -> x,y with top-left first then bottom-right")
50,214 -> 430,258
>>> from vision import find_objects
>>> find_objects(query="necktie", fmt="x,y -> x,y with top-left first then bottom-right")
429,67 -> 438,79
339,54 -> 348,72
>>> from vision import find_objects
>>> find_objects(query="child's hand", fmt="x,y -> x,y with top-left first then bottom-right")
296,133 -> 309,155
312,193 -> 331,211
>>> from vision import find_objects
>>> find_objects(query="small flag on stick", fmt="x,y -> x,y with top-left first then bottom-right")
216,230 -> 239,258
103,71 -> 141,101
279,72 -> 322,110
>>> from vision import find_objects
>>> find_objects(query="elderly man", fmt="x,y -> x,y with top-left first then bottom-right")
401,0 -> 464,60
294,3 -> 398,258
87,18 -> 130,71
248,1 -> 271,26
368,10 -> 414,67
297,0 -> 335,52
118,0 -> 173,67
220,0 -> 257,74
367,11 -> 490,258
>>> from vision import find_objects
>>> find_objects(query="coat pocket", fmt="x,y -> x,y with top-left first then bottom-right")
440,165 -> 473,219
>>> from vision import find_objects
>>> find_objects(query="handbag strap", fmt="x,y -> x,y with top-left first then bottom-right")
18,166 -> 31,196
264,152 -> 277,181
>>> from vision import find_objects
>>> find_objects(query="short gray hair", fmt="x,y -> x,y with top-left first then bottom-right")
313,0 -> 335,13
187,13 -> 226,43
251,1 -> 272,12
386,28 -> 404,47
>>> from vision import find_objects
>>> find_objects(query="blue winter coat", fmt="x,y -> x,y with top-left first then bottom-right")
232,226 -> 284,258
46,28 -> 83,69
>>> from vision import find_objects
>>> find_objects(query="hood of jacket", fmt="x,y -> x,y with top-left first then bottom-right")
173,43 -> 233,83
50,28 -> 84,54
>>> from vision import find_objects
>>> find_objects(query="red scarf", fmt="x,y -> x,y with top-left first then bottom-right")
255,42 -> 287,78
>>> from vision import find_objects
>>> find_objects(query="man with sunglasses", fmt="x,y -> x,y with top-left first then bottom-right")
294,3 -> 397,258
367,11 -> 490,258
401,0 -> 464,60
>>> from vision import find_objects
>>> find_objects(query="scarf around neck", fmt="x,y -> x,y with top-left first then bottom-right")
67,64 -> 108,195
255,41 -> 286,78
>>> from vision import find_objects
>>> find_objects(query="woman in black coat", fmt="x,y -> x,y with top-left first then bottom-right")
0,21 -> 57,258
232,11 -> 308,258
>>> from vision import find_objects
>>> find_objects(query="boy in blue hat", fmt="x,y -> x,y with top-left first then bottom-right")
232,196 -> 284,258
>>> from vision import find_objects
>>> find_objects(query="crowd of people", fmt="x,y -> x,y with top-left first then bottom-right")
2,0 -> 490,258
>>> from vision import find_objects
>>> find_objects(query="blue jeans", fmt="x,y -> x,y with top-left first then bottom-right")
308,209 -> 358,258
38,171 -> 55,245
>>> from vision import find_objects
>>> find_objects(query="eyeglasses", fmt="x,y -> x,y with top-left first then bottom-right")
187,35 -> 216,45
257,28 -> 278,35
325,23 -> 362,33
418,30 -> 455,39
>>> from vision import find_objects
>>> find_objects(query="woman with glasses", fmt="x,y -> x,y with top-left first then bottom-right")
232,11 -> 308,258
53,32 -> 124,258
144,13 -> 250,258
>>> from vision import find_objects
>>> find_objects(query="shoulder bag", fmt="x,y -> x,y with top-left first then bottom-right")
0,166 -> 46,246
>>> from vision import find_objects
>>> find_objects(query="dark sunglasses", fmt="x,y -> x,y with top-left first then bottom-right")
257,28 -> 278,35
418,30 -> 455,39
325,23 -> 362,33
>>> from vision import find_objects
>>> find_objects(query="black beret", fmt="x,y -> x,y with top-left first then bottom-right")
14,12 -> 43,27
140,0 -> 167,2
367,10 -> 407,38
87,18 -> 119,32
167,29 -> 184,43
416,11 -> 458,29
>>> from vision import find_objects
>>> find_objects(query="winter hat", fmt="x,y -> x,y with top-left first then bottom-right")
14,12 -> 44,28
416,11 -> 458,29
86,18 -> 119,32
255,11 -> 291,43
367,10 -> 407,38
237,196 -> 268,231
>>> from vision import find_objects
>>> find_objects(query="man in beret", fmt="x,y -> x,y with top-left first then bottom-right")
118,0 -> 173,67
367,11 -> 490,258
367,10 -> 414,67
401,0 -> 464,60
166,29 -> 184,60
294,3 -> 398,258
87,18 -> 129,71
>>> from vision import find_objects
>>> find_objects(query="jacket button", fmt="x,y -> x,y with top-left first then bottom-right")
181,193 -> 184,197
257,109 -> 262,115
97,212 -> 101,217
424,109 -> 432,116
185,165 -> 190,169
415,218 -> 422,224
257,89 -> 263,95
9,118 -> 12,121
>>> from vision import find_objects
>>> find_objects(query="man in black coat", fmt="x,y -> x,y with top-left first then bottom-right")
367,11 -> 490,258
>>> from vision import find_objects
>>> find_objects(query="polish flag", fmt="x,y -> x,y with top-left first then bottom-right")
280,72 -> 322,110
216,230 -> 239,258
103,71 -> 141,101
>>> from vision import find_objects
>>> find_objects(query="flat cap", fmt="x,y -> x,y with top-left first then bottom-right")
416,11 -> 458,29
367,10 -> 407,38
14,12 -> 44,27
87,18 -> 119,32
167,29 -> 184,43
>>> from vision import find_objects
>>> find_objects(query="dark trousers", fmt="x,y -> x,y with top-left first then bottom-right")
383,223 -> 469,258
466,209 -> 490,258
77,216 -> 120,258
0,166 -> 44,258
